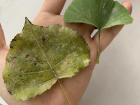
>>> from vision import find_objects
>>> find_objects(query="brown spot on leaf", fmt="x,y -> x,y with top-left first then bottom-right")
10,45 -> 14,48
8,90 -> 12,95
34,62 -> 37,66
42,36 -> 46,42
25,54 -> 30,58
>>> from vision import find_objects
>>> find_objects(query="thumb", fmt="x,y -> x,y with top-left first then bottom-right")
123,0 -> 132,14
0,24 -> 6,49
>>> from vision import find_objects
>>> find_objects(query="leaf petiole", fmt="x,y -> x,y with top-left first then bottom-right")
96,30 -> 101,64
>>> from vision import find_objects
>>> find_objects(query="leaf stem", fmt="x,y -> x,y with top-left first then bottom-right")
96,30 -> 101,63
58,80 -> 72,105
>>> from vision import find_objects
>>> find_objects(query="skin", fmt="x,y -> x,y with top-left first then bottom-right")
0,0 -> 132,105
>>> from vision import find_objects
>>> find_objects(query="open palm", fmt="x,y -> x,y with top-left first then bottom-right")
0,0 -> 132,105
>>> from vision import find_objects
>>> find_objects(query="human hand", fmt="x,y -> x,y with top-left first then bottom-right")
0,0 -> 132,105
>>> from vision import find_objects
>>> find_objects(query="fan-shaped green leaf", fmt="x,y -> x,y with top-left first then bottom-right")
64,0 -> 133,63
64,0 -> 133,30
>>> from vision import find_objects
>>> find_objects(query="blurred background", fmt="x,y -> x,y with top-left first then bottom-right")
0,0 -> 139,105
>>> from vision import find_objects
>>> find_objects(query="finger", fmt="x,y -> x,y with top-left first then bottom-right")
40,0 -> 66,15
94,0 -> 132,52
34,14 -> 64,26
0,24 -> 6,49
34,0 -> 66,25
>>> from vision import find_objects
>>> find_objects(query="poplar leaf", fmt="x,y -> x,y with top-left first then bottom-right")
3,18 -> 90,100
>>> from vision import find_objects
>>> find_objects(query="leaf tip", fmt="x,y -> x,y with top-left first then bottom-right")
25,17 -> 32,25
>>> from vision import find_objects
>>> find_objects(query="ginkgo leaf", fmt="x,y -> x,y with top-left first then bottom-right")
64,0 -> 133,30
3,18 -> 90,100
64,0 -> 133,63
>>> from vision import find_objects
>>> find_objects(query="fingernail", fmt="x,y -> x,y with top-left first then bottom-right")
123,0 -> 132,14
